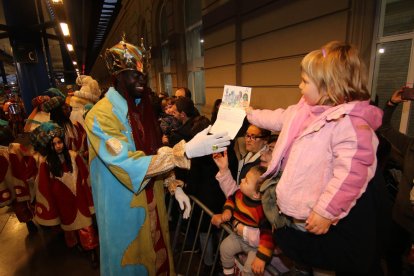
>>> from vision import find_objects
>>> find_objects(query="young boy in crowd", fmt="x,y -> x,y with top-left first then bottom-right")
211,165 -> 274,275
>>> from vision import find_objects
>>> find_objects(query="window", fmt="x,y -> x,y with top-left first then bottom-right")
139,20 -> 153,90
159,2 -> 172,95
370,0 -> 414,135
184,0 -> 204,107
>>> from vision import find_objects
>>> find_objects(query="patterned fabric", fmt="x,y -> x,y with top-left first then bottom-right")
24,106 -> 50,133
8,143 -> 37,203
163,171 -> 184,195
85,87 -> 175,275
4,143 -> 38,222
0,146 -> 13,207
224,190 -> 274,262
42,96 -> 65,113
146,140 -> 189,178
35,151 -> 94,230
1,145 -> 36,222
29,122 -> 65,149
45,87 -> 66,98
104,38 -> 146,75
31,95 -> 50,108
63,122 -> 88,155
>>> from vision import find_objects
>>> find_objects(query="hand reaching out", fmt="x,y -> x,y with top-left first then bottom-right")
212,150 -> 229,172
305,211 -> 333,235
390,87 -> 405,105
245,106 -> 254,116
185,125 -> 230,158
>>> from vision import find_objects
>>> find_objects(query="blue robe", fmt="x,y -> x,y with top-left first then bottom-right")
85,88 -> 174,275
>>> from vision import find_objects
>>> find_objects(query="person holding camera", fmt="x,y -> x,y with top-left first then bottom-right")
380,87 -> 414,274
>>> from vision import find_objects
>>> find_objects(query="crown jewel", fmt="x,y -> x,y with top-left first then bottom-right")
103,34 -> 151,75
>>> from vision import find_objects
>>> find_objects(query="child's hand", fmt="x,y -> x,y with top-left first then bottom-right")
222,209 -> 232,222
245,106 -> 254,116
211,214 -> 223,227
212,150 -> 229,172
305,211 -> 333,235
251,257 -> 265,275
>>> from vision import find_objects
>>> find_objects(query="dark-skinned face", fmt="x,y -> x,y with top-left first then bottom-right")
118,70 -> 147,99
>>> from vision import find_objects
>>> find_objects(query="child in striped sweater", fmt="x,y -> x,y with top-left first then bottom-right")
211,165 -> 274,275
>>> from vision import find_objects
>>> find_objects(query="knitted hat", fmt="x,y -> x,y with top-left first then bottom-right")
45,87 -> 65,98
30,121 -> 64,149
31,95 -> 50,108
41,96 -> 65,113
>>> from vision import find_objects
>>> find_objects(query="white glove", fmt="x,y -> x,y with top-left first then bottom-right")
185,125 -> 231,158
175,187 -> 191,219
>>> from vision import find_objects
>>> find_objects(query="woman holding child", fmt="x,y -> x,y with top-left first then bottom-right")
214,41 -> 383,275
246,41 -> 383,274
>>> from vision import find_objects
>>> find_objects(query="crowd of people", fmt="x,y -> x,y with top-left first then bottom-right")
0,38 -> 413,276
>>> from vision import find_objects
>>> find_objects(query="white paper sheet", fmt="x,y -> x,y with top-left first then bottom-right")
210,85 -> 251,139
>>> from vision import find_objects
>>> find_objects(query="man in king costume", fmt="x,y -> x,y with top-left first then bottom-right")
84,36 -> 230,275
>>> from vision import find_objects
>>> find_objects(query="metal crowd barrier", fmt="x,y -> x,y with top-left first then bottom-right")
168,194 -> 284,276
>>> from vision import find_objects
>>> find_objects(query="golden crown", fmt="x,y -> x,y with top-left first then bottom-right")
103,34 -> 151,75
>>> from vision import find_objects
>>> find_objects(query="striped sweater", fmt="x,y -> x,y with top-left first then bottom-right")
223,190 -> 274,262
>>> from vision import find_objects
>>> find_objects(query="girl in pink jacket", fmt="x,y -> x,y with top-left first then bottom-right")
247,41 -> 383,235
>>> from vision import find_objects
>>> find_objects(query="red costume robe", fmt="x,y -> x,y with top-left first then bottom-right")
35,150 -> 97,249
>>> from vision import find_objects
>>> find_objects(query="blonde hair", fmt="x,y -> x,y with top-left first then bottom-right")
301,41 -> 370,106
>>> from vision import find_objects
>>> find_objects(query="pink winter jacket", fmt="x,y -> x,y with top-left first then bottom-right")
247,98 -> 383,221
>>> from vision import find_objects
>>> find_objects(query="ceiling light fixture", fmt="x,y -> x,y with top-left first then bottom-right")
60,23 -> 70,36
67,44 -> 74,51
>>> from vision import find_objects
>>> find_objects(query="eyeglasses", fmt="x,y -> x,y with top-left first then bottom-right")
244,134 -> 266,141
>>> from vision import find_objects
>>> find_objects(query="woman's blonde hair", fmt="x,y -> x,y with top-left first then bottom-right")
301,41 -> 370,106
